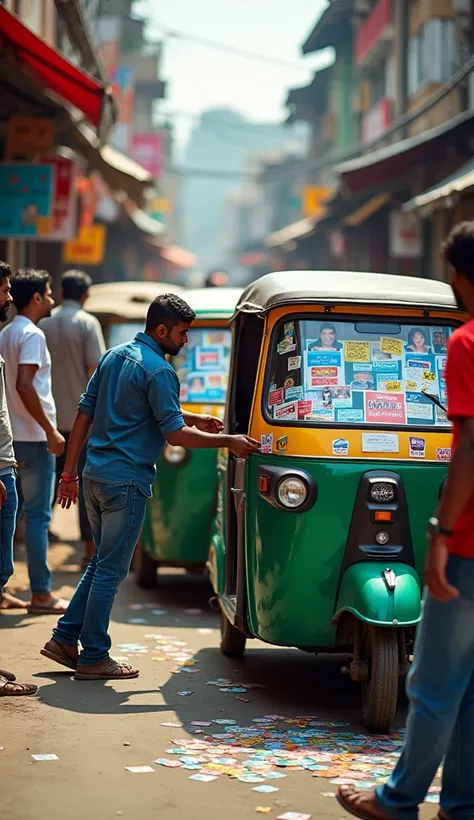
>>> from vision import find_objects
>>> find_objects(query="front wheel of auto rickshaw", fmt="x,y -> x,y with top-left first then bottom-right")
220,609 -> 246,658
361,626 -> 399,733
134,540 -> 158,589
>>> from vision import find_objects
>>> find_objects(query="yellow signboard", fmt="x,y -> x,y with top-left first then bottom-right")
302,186 -> 332,219
62,225 -> 107,266
5,115 -> 54,159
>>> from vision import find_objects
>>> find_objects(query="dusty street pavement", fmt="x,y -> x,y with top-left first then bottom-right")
1,509 -> 438,820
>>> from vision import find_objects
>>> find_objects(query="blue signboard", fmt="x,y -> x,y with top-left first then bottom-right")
0,164 -> 53,238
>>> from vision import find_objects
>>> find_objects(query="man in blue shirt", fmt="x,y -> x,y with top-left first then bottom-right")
41,293 -> 259,680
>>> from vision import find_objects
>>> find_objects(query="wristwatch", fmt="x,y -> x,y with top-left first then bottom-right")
427,517 -> 453,538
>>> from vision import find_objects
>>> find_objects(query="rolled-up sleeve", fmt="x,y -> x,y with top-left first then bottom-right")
78,357 -> 102,416
148,367 -> 185,434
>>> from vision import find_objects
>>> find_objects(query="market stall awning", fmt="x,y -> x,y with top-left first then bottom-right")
336,109 -> 474,194
122,199 -> 166,238
266,217 -> 317,248
344,192 -> 390,226
0,5 -> 115,136
403,157 -> 474,213
71,124 -> 154,207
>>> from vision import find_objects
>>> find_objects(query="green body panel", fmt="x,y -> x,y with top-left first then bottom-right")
142,449 -> 218,564
335,562 -> 421,626
243,455 -> 446,647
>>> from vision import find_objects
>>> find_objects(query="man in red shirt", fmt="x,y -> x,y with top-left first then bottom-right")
337,221 -> 474,819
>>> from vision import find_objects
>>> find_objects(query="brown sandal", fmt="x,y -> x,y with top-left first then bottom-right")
0,669 -> 16,681
73,659 -> 139,681
336,786 -> 389,820
0,677 -> 37,697
40,639 -> 78,671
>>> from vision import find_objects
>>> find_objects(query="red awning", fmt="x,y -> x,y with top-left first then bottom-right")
0,5 -> 110,129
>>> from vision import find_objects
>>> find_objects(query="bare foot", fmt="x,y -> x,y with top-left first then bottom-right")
337,786 -> 389,819
0,591 -> 29,610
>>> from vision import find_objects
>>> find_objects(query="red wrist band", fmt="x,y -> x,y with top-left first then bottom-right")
60,475 -> 79,483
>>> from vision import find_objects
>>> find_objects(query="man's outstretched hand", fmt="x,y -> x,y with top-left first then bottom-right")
227,435 -> 260,459
194,414 -> 224,434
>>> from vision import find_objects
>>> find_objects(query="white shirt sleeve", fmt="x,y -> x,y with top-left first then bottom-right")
19,329 -> 44,367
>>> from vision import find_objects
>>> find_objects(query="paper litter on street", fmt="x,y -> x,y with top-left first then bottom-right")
31,754 -> 58,761
124,766 -> 155,773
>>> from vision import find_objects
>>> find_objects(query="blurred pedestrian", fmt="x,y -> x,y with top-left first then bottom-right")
0,269 -> 67,615
40,270 -> 105,568
337,221 -> 474,819
0,261 -> 39,694
205,269 -> 229,287
41,293 -> 259,680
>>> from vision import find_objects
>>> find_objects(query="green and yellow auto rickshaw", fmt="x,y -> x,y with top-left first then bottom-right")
134,287 -> 243,588
208,270 -> 462,732
86,281 -> 183,347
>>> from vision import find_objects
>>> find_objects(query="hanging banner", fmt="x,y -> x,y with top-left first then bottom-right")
0,163 -> 53,238
39,157 -> 77,241
131,133 -> 164,179
389,211 -> 422,259
63,224 -> 107,266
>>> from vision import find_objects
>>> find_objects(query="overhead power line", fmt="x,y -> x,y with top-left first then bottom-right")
149,23 -> 313,71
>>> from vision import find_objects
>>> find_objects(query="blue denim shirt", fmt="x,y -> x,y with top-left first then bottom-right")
79,333 -> 185,497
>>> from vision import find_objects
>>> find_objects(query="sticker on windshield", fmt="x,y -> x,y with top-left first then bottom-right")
260,434 -> 273,454
362,433 -> 400,453
436,447 -> 451,462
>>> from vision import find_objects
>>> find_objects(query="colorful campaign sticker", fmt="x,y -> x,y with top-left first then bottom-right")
436,448 -> 451,462
331,387 -> 352,407
344,340 -> 371,363
305,408 -> 335,422
274,401 -> 297,421
278,340 -> 296,355
285,386 -> 304,400
350,369 -> 375,391
336,408 -> 364,423
284,377 -> 295,389
297,400 -> 313,419
381,337 -> 404,357
284,321 -> 295,338
373,358 -> 400,372
362,433 -> 400,453
310,366 -> 339,386
332,438 -> 349,456
276,436 -> 288,453
409,436 -> 426,458
196,347 -> 222,370
260,434 -> 273,454
364,392 -> 406,425
288,355 -> 301,371
379,380 -> 403,393
269,388 -> 284,406
406,392 -> 434,423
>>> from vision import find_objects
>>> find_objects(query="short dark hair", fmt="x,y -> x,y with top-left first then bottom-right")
146,293 -> 195,331
11,268 -> 52,312
443,222 -> 474,283
0,261 -> 11,282
320,322 -> 337,334
407,327 -> 426,346
62,269 -> 92,301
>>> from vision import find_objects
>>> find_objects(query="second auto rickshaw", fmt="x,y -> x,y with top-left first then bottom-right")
135,287 -> 243,587
208,270 -> 461,732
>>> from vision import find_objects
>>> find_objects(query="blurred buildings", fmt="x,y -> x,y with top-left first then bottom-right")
228,0 -> 474,284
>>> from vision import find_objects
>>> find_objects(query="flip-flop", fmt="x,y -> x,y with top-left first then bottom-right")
0,677 -> 37,697
74,660 -> 139,681
336,787 -> 388,820
40,639 -> 78,671
28,598 -> 69,615
0,669 -> 16,681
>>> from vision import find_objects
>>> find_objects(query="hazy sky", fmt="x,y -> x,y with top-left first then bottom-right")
135,0 -> 330,153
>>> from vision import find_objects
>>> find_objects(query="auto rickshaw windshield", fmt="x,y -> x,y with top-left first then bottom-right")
172,326 -> 231,404
265,316 -> 456,428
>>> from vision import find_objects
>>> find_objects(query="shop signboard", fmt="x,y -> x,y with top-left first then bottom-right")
62,224 -> 107,266
0,163 -> 53,238
131,133 -> 164,179
5,115 -> 54,159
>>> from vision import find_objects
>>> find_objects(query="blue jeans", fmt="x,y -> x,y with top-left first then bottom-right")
0,469 -> 19,591
15,441 -> 55,594
377,554 -> 474,820
53,479 -> 147,665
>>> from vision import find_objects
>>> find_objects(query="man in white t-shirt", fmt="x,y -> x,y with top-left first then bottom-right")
0,269 -> 67,615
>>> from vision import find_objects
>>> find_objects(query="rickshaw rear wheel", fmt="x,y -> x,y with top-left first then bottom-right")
134,540 -> 158,589
361,625 -> 399,733
220,609 -> 246,658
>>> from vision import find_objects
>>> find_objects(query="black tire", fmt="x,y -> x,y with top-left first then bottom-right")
220,609 -> 246,658
135,540 -> 158,589
361,626 -> 399,733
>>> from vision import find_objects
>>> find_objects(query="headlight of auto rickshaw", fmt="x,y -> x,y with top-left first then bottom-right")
369,482 -> 395,503
163,444 -> 188,465
276,476 -> 308,509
